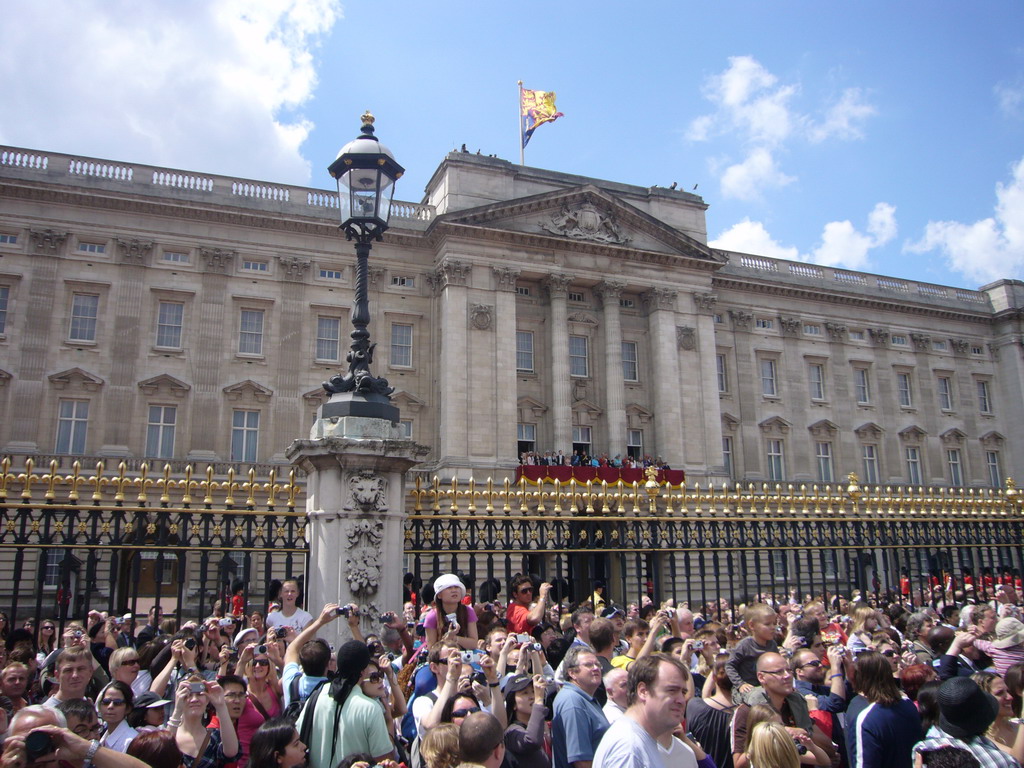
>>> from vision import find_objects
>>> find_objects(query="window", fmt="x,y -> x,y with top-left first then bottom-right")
770,551 -> 789,578
242,260 -> 268,272
804,324 -> 822,336
572,426 -> 592,456
319,269 -> 343,280
399,420 -> 413,438
56,400 -> 89,454
390,323 -> 413,367
755,318 -> 774,329
766,439 -> 785,481
316,317 -> 341,361
155,301 -> 184,348
977,380 -> 992,414
854,368 -> 871,404
0,285 -> 8,335
713,313 -> 723,324
892,335 -> 909,347
238,309 -> 264,355
760,359 -> 777,397
162,251 -> 189,263
937,376 -> 953,411
971,345 -> 984,355
517,423 -> 536,455
44,550 -> 68,589
986,451 -> 1001,488
627,430 -> 643,460
849,330 -> 865,341
77,242 -> 105,254
69,294 -> 99,342
816,442 -> 834,483
862,444 -> 879,484
230,410 -> 259,463
906,446 -> 922,485
516,331 -> 534,372
0,234 -> 18,245
622,341 -> 638,381
897,372 -> 913,407
516,286 -> 531,296
568,291 -> 585,302
569,335 -> 589,377
723,437 -> 734,479
808,363 -> 825,400
716,354 -> 729,393
391,275 -> 415,287
145,405 -> 176,459
619,298 -> 635,309
947,449 -> 963,486
932,340 -> 948,351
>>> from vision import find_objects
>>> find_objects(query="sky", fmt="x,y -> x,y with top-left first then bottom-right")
2,1 -> 1023,290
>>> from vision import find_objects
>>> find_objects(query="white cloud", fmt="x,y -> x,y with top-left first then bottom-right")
720,148 -> 795,201
906,157 -> 1024,284
995,80 -> 1024,118
808,88 -> 877,142
710,218 -> 800,261
712,202 -> 897,272
0,0 -> 341,185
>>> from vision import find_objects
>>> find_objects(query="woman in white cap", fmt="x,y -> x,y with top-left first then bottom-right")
424,574 -> 479,649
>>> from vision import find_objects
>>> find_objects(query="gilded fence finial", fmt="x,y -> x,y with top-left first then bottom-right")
846,472 -> 862,502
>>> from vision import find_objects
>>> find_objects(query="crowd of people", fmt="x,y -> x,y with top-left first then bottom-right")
1,573 -> 1023,768
518,451 -> 672,469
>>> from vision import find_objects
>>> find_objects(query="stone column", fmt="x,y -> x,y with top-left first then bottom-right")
642,288 -> 684,467
595,281 -> 626,455
693,293 -> 726,481
544,274 -> 572,453
493,268 -> 521,467
433,258 -> 472,470
287,429 -> 427,644
729,310 -> 761,475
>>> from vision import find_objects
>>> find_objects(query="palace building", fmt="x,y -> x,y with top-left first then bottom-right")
1,144 -> 1023,489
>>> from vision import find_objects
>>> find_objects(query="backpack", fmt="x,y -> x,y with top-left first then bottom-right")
282,673 -> 313,724
294,678 -> 328,749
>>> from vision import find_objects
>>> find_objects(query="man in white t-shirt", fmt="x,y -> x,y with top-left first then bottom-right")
265,579 -> 313,632
593,653 -> 694,768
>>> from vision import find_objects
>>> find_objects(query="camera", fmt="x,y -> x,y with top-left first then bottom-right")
72,630 -> 83,639
218,618 -> 234,628
794,742 -> 808,755
257,644 -> 268,655
337,606 -> 355,618
460,650 -> 476,665
692,640 -> 704,651
515,633 -> 532,644
189,682 -> 206,694
380,612 -> 396,625
25,731 -> 54,759
273,627 -> 287,639
227,647 -> 238,658
528,642 -> 542,652
184,638 -> 197,650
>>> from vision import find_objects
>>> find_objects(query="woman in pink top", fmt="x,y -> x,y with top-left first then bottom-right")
970,617 -> 1024,677
423,574 -> 479,650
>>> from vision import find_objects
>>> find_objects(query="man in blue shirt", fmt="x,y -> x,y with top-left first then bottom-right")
553,645 -> 609,768
281,603 -> 344,708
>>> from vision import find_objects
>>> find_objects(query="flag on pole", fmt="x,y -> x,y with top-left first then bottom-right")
520,86 -> 564,149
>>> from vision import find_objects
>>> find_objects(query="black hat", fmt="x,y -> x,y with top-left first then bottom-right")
502,673 -> 534,694
336,640 -> 371,682
937,677 -> 999,739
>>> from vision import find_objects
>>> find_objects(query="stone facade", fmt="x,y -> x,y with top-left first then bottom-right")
1,145 -> 1022,488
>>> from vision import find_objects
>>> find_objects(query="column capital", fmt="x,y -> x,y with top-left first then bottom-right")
692,292 -> 718,314
543,273 -> 572,298
199,247 -> 236,273
641,287 -> 678,313
277,254 -> 311,282
825,322 -> 847,341
868,327 -> 889,346
29,229 -> 67,254
729,310 -> 753,330
779,316 -> 801,336
115,237 -> 154,265
368,266 -> 385,288
429,258 -> 471,291
491,266 -> 521,292
594,280 -> 626,303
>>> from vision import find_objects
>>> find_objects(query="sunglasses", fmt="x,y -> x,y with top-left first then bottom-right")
363,673 -> 384,683
42,626 -> 55,631
519,587 -> 533,594
881,650 -> 898,658
101,698 -> 127,706
253,660 -> 270,667
799,660 -> 823,668
452,707 -> 481,718
122,659 -> 140,666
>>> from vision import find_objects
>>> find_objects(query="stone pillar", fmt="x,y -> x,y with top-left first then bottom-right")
544,274 -> 572,453
729,310 -> 761,475
493,268 -> 521,467
693,293 -> 726,481
433,258 -> 472,470
642,287 -> 684,467
595,281 -> 626,455
287,424 -> 427,645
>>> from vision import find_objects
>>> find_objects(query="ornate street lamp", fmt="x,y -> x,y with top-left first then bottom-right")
321,113 -> 405,423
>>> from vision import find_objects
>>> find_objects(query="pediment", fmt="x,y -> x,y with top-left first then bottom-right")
517,396 -> 548,418
759,416 -> 791,436
980,430 -> 1005,448
721,412 -> 740,432
899,425 -> 927,442
223,379 -> 273,402
433,185 -> 722,268
392,389 -> 427,413
625,403 -> 653,425
0,369 -> 10,387
854,422 -> 884,440
302,387 -> 328,405
138,374 -> 191,396
48,367 -> 104,391
940,428 -> 966,446
808,419 -> 839,438
571,399 -> 604,420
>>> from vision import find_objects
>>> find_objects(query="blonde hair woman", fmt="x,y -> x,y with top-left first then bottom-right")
746,722 -> 800,768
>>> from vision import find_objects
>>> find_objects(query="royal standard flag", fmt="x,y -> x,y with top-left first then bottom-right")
521,88 -> 564,148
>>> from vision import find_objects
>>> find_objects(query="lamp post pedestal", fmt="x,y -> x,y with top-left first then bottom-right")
286,434 -> 427,643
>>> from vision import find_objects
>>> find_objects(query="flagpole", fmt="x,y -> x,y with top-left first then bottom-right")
518,80 -> 524,166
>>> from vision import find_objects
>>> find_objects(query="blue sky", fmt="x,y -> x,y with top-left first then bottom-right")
2,0 -> 1022,288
